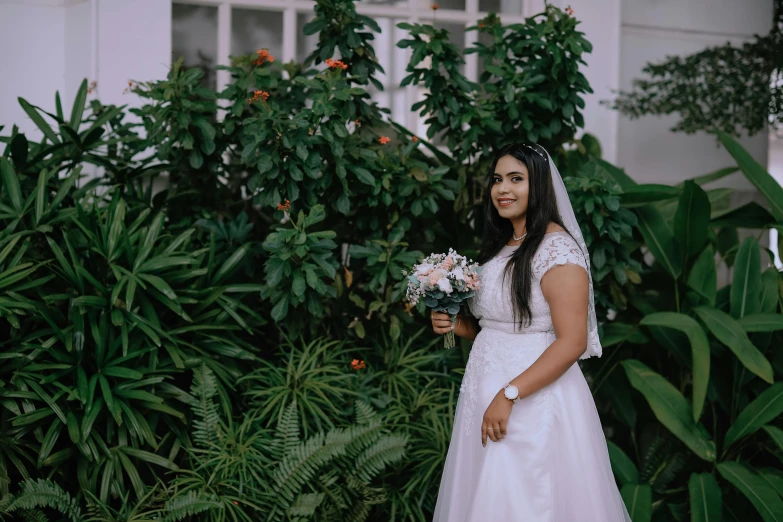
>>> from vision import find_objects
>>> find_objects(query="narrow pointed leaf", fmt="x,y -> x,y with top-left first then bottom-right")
18,98 -> 60,144
687,246 -> 717,305
607,441 -> 638,485
0,158 -> 22,213
717,130 -> 783,221
738,314 -> 783,332
731,237 -> 761,318
674,180 -> 710,259
724,382 -> 783,448
70,79 -> 88,129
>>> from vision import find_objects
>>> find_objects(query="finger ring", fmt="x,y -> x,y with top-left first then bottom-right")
486,428 -> 493,430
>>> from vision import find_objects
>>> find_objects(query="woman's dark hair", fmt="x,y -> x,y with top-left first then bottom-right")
476,143 -> 569,329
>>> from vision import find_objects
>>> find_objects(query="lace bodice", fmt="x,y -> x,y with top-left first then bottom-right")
468,232 -> 590,337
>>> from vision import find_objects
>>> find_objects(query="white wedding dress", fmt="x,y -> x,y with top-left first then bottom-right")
433,232 -> 631,521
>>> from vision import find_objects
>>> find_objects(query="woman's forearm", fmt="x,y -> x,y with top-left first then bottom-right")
455,315 -> 480,342
508,338 -> 584,399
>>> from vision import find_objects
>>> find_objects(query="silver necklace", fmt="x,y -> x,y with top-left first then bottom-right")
512,232 -> 527,241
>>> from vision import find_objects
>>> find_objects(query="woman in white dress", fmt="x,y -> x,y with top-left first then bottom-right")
430,143 -> 631,521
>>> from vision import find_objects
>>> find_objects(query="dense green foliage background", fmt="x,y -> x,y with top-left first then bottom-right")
1,1 -> 782,521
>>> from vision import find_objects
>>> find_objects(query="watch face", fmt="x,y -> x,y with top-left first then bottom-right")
504,385 -> 519,400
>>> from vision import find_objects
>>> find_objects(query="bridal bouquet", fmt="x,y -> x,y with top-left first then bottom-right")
404,249 -> 481,348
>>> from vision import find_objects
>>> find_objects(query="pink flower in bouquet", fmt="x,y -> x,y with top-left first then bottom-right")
440,255 -> 454,271
428,268 -> 447,287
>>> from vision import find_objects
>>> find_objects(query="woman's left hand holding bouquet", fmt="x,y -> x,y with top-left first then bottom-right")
430,311 -> 480,342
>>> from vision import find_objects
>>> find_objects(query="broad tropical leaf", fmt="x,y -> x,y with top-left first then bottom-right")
724,382 -> 783,448
717,462 -> 783,522
620,484 -> 652,522
608,441 -> 639,485
717,131 -> 783,221
640,312 -> 710,421
636,205 -> 682,279
622,360 -> 715,461
674,180 -> 710,259
689,472 -> 722,522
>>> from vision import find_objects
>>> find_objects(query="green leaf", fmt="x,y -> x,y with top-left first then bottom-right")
674,180 -> 710,259
641,312 -> 710,421
731,237 -> 761,318
119,446 -> 179,470
738,313 -> 783,332
622,184 -> 680,207
102,366 -> 144,380
69,79 -> 88,130
622,359 -> 715,461
717,130 -> 783,221
717,462 -> 783,522
693,306 -> 773,384
636,205 -> 682,279
18,97 -> 60,143
66,412 -> 80,444
607,440 -> 639,485
724,382 -> 783,448
34,168 -> 48,225
687,246 -> 717,305
0,158 -> 22,213
620,484 -> 652,522
689,472 -> 722,522
711,202 -> 776,229
762,425 -> 783,455
138,273 -> 178,301
351,166 -> 375,186
596,159 -> 636,190
213,244 -> 248,283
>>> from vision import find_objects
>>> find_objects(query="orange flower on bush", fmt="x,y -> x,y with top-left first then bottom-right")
351,359 -> 366,371
379,136 -> 391,145
249,90 -> 270,103
277,199 -> 291,211
431,4 -> 440,10
253,49 -> 275,65
565,5 -> 574,15
325,58 -> 348,70
412,136 -> 419,143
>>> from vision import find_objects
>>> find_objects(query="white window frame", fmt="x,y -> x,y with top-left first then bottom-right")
172,0 -> 532,131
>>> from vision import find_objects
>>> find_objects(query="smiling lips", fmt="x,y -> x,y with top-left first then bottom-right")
497,198 -> 516,207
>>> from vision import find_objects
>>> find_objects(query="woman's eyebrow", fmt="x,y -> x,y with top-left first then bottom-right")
493,171 -> 526,176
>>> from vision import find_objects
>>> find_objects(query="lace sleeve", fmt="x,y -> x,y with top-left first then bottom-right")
533,233 -> 588,281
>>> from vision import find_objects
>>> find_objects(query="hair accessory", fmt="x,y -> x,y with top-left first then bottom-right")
521,143 -> 546,159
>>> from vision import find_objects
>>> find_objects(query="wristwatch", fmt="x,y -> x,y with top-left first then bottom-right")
503,383 -> 519,402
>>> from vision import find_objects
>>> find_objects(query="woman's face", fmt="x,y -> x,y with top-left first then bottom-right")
491,154 -> 530,221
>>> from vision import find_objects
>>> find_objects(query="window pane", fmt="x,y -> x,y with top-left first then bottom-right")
231,8 -> 283,60
479,0 -> 524,15
172,3 -> 218,89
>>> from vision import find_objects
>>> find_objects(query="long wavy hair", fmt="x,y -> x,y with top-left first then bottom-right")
476,143 -> 569,329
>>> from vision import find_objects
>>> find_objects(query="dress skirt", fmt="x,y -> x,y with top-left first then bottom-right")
433,329 -> 631,522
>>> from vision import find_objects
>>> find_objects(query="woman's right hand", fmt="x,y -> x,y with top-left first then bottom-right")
430,311 -> 455,336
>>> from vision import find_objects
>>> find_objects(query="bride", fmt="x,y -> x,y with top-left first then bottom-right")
430,143 -> 631,521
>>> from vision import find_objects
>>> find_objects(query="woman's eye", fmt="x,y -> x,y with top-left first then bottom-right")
493,177 -> 501,183
512,176 -> 523,182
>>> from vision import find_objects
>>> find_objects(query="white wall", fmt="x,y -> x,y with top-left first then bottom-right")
542,0 -> 622,164
616,0 -> 774,187
0,0 -> 171,146
0,1 -> 66,140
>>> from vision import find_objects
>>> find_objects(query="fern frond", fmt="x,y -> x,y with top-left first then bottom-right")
640,435 -> 669,483
353,434 -> 408,484
353,401 -> 377,426
17,509 -> 49,522
190,364 -> 221,449
273,428 -> 351,503
287,492 -> 324,517
652,451 -> 686,492
163,491 -> 222,522
277,401 -> 301,460
8,479 -> 83,522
